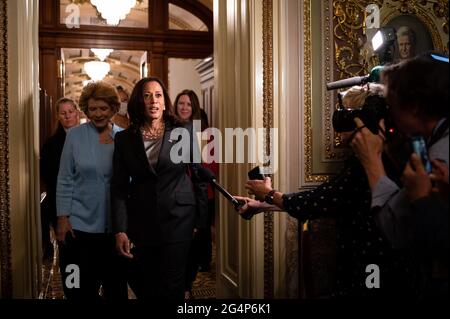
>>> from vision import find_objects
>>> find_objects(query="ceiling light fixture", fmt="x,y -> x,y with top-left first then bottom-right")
90,48 -> 114,61
84,61 -> 110,81
90,0 -> 137,26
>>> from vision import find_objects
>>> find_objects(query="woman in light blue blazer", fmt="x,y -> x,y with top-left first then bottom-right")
56,81 -> 127,300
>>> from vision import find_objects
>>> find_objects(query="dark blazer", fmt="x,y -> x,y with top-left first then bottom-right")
40,125 -> 67,225
282,156 -> 417,297
111,121 -> 208,246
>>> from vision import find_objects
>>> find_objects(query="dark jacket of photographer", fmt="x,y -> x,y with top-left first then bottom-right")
282,156 -> 418,297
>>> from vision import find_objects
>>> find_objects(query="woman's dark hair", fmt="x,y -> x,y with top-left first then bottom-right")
128,77 -> 176,129
174,89 -> 202,122
382,52 -> 449,119
78,81 -> 120,114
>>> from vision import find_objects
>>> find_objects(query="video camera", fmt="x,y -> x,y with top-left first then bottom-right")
332,92 -> 388,134
327,65 -> 388,135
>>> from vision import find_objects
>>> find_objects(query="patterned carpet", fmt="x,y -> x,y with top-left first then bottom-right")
190,248 -> 216,299
40,244 -> 64,300
41,238 -> 216,299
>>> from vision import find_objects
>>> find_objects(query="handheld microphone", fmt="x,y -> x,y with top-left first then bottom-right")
196,167 -> 254,220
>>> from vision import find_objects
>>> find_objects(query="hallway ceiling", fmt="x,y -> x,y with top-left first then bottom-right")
60,0 -> 211,30
63,48 -> 146,102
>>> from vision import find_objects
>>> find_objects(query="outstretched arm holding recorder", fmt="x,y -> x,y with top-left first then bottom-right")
237,154 -> 375,223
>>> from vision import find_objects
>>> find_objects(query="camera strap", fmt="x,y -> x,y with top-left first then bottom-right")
427,118 -> 449,149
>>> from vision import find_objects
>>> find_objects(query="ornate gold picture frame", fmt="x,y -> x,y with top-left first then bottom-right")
333,0 -> 448,78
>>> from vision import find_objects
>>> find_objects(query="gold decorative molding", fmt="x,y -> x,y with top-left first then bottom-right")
303,0 -> 330,183
262,0 -> 274,299
322,0 -> 337,161
384,0 -> 448,38
333,0 -> 383,78
333,0 -> 448,80
303,0 -> 313,182
0,0 -> 12,299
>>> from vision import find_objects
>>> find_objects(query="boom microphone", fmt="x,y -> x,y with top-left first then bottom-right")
326,65 -> 384,91
326,75 -> 370,91
196,167 -> 254,220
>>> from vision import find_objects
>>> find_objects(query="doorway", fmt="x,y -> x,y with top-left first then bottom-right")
38,0 -> 214,299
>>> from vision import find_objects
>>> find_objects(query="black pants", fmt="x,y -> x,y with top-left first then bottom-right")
128,241 -> 191,300
40,196 -> 57,258
185,233 -> 202,291
196,199 -> 214,267
185,199 -> 215,291
58,230 -> 128,300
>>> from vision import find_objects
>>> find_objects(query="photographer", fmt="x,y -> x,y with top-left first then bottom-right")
351,53 -> 448,297
238,84 -> 416,298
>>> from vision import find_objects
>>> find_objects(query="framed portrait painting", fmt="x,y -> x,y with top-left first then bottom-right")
385,14 -> 435,62
380,1 -> 448,61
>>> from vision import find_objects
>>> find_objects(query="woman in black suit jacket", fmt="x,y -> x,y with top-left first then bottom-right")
40,97 -> 79,259
111,77 -> 208,299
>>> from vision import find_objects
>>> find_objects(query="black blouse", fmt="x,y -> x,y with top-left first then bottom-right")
282,156 -> 419,298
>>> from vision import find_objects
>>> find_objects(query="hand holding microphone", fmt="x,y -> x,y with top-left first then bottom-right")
245,177 -> 273,201
234,196 -> 279,217
196,166 -> 255,220
196,166 -> 281,220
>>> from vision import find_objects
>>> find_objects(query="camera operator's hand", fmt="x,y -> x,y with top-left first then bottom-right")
430,159 -> 449,203
245,177 -> 272,201
351,117 -> 387,191
430,159 -> 449,185
403,153 -> 432,201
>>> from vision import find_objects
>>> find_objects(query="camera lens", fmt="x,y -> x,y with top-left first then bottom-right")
332,95 -> 388,134
332,109 -> 360,133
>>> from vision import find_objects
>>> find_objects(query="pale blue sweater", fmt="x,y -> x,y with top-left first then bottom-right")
56,122 -> 123,233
